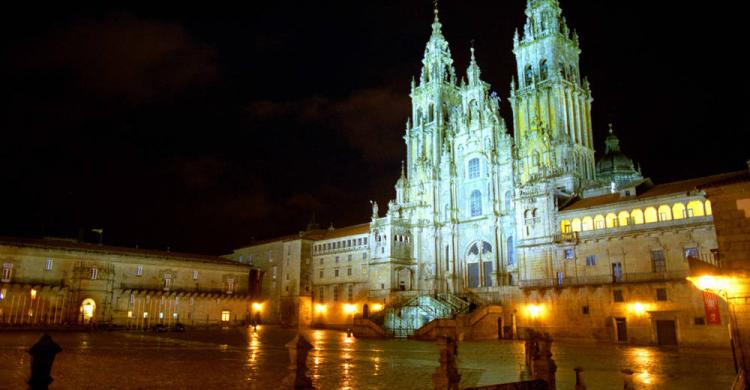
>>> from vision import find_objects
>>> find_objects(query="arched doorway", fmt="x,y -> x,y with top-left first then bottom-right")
80,298 -> 96,324
466,241 -> 494,288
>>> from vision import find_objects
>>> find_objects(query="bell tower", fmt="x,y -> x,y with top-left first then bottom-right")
510,0 -> 595,190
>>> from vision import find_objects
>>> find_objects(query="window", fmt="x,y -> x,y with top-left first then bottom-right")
582,306 -> 590,315
333,286 -> 339,302
468,158 -> 480,179
347,255 -> 352,262
129,293 -> 135,305
272,266 -> 278,280
163,274 -> 172,290
45,259 -> 54,271
347,285 -> 353,302
362,253 -> 367,260
524,64 -> 533,85
564,248 -> 574,260
656,288 -> 667,301
613,290 -> 624,302
127,311 -> 133,318
319,258 -> 324,265
347,267 -> 352,276
90,267 -> 98,280
136,265 -> 143,276
672,203 -> 686,219
361,265 -> 367,274
192,270 -> 199,280
594,215 -> 605,230
644,207 -> 658,223
539,59 -> 548,80
221,310 -> 230,322
335,269 -> 340,278
507,236 -> 515,266
684,247 -> 699,259
651,250 -> 666,273
319,270 -> 323,279
586,255 -> 596,266
364,237 -> 368,245
335,256 -> 340,263
470,190 -> 482,217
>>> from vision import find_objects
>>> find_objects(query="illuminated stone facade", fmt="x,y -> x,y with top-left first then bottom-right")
0,237 -> 256,328
229,0 -> 744,346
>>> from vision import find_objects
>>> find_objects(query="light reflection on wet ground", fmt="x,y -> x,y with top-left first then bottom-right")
0,328 -> 735,389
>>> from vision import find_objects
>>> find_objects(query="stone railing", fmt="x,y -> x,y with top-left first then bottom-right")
118,283 -> 245,296
520,270 -> 689,289
0,277 -> 66,288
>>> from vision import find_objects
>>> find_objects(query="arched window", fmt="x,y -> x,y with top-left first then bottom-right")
644,207 -> 658,223
507,236 -> 515,266
581,216 -> 594,231
504,191 -> 512,211
687,200 -> 705,217
524,64 -> 533,85
672,203 -> 686,220
658,205 -> 672,221
631,209 -> 644,225
618,211 -> 630,226
539,59 -> 548,80
560,220 -> 572,233
605,213 -> 617,228
594,215 -> 605,230
470,190 -> 482,217
705,200 -> 713,216
571,218 -> 582,232
468,158 -> 480,179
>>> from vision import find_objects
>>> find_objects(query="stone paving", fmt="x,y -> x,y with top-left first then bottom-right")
0,328 -> 736,389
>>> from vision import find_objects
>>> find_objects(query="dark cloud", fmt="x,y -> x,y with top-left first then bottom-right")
245,85 -> 409,163
10,13 -> 216,106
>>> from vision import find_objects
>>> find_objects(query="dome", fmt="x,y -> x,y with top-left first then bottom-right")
596,125 -> 642,188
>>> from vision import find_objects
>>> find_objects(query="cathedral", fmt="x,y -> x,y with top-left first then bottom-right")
229,0 -> 746,346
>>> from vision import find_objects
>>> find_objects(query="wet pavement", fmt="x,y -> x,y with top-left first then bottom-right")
0,327 -> 736,389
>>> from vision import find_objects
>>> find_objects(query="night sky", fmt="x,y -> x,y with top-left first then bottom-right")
1,1 -> 746,255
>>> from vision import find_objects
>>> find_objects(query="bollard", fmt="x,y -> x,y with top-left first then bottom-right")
283,334 -> 314,390
574,367 -> 586,390
27,334 -> 62,390
621,368 -> 635,390
432,336 -> 461,390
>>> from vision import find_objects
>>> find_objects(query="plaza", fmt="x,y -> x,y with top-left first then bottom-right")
0,328 -> 736,389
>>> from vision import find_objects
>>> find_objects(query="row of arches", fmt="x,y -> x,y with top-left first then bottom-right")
523,60 -> 577,86
560,200 -> 712,233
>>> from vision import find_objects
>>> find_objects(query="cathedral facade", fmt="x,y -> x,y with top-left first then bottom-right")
229,0 -> 745,346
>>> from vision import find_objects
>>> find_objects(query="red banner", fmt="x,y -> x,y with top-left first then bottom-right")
703,291 -> 722,325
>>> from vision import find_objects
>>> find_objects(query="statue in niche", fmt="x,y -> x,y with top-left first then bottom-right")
370,201 -> 379,219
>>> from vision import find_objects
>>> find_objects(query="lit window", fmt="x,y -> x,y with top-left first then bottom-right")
173,313 -> 178,319
361,265 -> 367,274
594,215 -> 605,229
630,209 -> 644,224
684,247 -> 699,259
705,200 -> 713,216
672,203 -> 686,219
468,158 -> 480,179
127,311 -> 133,318
470,190 -> 482,217
136,265 -> 143,276
221,311 -> 231,322
644,207 -> 658,223
560,220 -> 571,233
605,213 -> 617,228
2,263 -> 14,282
571,218 -> 582,232
581,217 -> 593,231
163,274 -> 172,290
159,312 -> 164,319
143,312 -> 149,319
617,211 -> 629,226
586,255 -> 596,266
45,259 -> 54,271
687,200 -> 705,217
1,288 -> 7,301
658,205 -> 672,221
90,267 -> 98,280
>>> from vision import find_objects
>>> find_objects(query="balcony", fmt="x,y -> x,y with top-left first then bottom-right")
0,277 -> 66,288
118,282 -> 244,296
553,232 -> 578,243
520,270 -> 689,289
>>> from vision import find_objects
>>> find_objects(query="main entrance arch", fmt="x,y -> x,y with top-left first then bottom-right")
80,298 -> 96,324
466,241 -> 494,288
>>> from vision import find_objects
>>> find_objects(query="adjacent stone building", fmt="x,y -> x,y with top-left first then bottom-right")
0,237 -> 258,329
